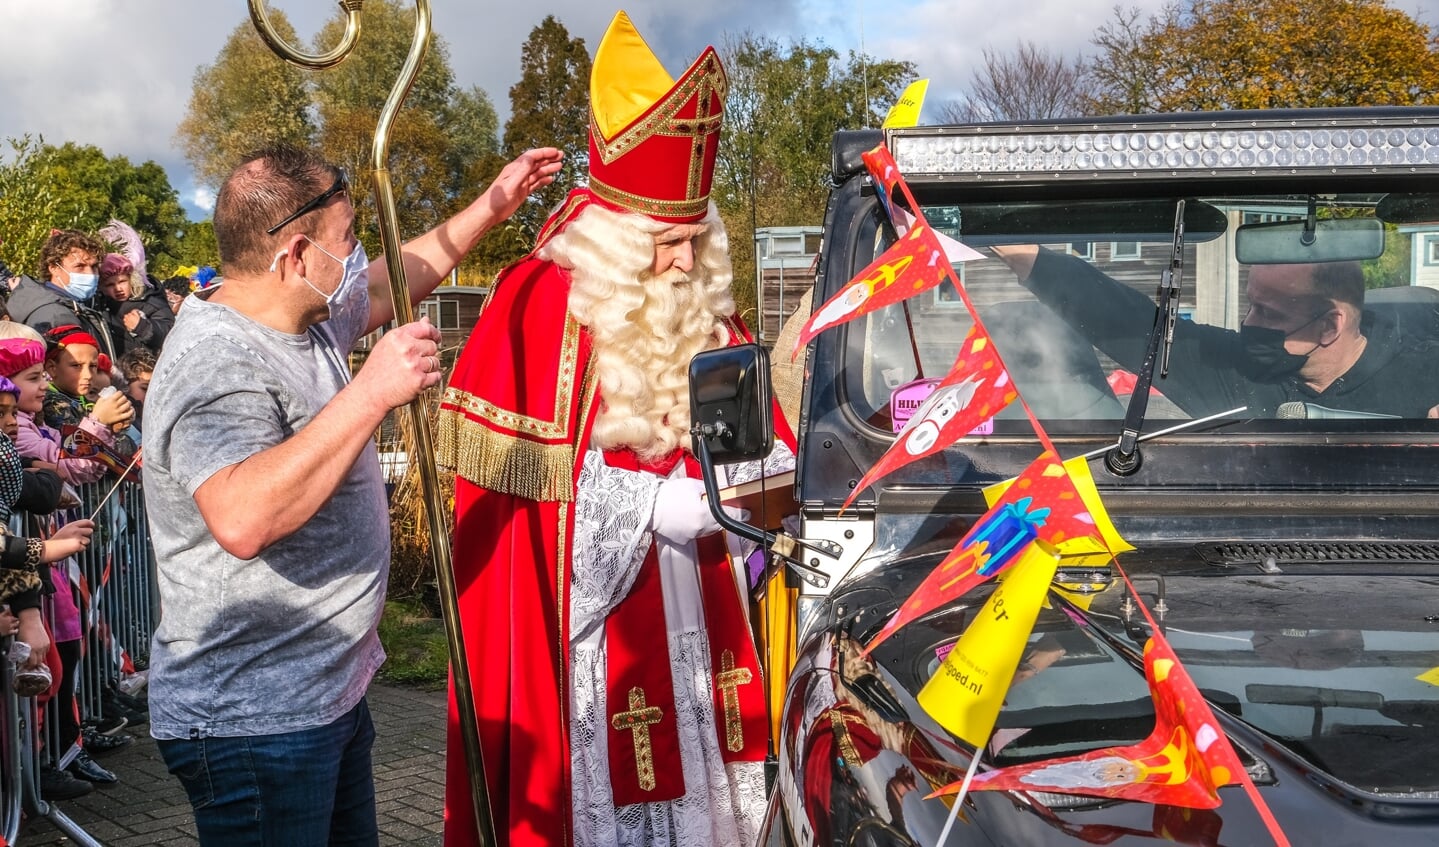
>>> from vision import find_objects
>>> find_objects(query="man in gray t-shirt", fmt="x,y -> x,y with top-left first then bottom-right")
143,143 -> 561,846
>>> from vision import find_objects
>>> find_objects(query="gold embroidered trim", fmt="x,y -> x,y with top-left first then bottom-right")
439,314 -> 581,440
716,649 -> 754,753
435,409 -> 576,502
832,710 -> 862,767
589,175 -> 709,219
591,51 -> 727,166
612,687 -> 664,791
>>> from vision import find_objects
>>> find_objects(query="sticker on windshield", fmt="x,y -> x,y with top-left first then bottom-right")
1417,666 -> 1439,687
891,378 -> 994,436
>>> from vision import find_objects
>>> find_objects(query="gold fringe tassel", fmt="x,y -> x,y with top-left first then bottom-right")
436,409 -> 576,503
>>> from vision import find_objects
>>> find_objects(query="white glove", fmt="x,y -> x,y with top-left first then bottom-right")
650,477 -> 721,544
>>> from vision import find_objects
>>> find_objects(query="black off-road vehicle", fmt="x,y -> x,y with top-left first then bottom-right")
693,107 -> 1439,846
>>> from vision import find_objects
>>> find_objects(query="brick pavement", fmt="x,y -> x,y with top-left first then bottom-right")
17,683 -> 448,846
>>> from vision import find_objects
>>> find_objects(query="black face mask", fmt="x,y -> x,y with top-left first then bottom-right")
1240,321 -> 1318,379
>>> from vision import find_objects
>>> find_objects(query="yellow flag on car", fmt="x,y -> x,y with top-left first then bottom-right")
917,540 -> 1060,747
985,454 -> 1133,560
881,79 -> 929,129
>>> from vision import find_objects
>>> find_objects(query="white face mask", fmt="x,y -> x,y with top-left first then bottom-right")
271,237 -> 370,320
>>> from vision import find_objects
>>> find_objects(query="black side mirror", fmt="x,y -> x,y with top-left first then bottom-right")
689,344 -> 774,465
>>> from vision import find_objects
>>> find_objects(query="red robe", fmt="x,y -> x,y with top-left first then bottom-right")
437,252 -> 788,847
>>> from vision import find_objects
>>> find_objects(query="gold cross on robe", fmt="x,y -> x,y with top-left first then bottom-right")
716,649 -> 754,753
612,687 -> 664,790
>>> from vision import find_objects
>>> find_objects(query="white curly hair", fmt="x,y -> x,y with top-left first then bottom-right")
547,201 -> 736,462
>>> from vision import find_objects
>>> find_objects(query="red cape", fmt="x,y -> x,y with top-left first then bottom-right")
438,256 -> 590,847
437,254 -> 792,846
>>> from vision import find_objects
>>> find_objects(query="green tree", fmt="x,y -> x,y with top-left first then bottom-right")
0,139 -> 187,279
0,136 -> 76,279
168,220 -> 221,277
714,34 -> 914,320
176,12 -> 315,188
499,16 -> 592,248
35,143 -> 189,270
1089,0 -> 1439,114
179,2 -> 504,279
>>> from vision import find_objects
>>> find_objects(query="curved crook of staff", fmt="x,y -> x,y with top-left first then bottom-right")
246,2 -> 495,844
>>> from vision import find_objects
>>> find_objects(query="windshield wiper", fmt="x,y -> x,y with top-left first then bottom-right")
1105,200 -> 1186,476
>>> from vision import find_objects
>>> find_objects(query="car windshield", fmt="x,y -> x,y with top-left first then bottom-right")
845,192 -> 1439,434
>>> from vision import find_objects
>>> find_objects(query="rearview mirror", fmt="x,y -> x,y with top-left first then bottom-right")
1236,218 -> 1384,264
689,344 -> 774,465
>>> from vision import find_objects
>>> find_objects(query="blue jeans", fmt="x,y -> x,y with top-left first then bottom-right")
158,698 -> 378,847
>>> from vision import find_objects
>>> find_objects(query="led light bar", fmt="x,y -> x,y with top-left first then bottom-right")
889,113 -> 1439,181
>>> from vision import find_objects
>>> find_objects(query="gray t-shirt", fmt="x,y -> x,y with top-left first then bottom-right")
142,288 -> 389,740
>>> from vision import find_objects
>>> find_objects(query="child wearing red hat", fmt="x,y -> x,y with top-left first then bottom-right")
40,325 -> 135,457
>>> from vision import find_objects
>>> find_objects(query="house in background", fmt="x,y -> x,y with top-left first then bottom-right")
754,226 -> 821,345
355,284 -> 489,368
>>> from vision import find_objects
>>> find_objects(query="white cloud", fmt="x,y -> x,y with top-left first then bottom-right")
191,187 -> 216,214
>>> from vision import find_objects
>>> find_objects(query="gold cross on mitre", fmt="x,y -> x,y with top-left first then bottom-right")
612,686 -> 665,791
717,649 -> 754,753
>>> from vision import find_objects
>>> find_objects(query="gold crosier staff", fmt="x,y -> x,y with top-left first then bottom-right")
246,2 -> 495,843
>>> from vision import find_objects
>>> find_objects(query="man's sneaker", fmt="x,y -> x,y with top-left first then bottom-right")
81,728 -> 134,754
40,766 -> 93,800
90,715 -> 128,737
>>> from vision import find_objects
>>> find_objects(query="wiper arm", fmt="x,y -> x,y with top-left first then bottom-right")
1105,200 -> 1186,476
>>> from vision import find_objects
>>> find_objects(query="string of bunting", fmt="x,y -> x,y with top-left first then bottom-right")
792,142 -> 1289,845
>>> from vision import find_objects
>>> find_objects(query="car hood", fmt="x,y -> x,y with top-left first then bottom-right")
771,545 -> 1439,845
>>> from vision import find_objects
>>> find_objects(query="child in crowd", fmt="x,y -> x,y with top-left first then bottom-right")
117,348 -> 155,431
41,326 -> 134,443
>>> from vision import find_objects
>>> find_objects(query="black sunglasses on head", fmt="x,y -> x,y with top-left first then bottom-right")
266,169 -> 349,236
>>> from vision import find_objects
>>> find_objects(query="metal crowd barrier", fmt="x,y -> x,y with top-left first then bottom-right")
0,474 -> 157,845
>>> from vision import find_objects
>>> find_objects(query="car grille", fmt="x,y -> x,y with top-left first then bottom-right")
1197,541 -> 1439,566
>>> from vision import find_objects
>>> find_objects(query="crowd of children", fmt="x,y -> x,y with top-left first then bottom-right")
0,226 -> 176,805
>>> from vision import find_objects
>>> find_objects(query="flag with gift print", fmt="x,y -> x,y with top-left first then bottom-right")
956,636 -> 1243,808
791,221 -> 949,358
864,450 -> 1102,653
916,540 -> 1060,746
842,326 -> 1018,511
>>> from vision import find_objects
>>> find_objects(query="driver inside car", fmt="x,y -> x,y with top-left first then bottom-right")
991,243 -> 1439,419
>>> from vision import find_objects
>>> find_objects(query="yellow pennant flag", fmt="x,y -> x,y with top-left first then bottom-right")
881,79 -> 929,129
984,454 -> 1134,561
917,541 -> 1060,747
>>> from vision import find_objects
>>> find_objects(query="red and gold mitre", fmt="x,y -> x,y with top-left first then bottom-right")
587,11 -> 726,224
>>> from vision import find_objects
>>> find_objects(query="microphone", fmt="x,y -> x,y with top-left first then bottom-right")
1276,401 -> 1400,419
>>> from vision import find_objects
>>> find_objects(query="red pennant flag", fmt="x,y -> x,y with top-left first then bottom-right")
843,326 -> 1018,510
791,222 -> 948,359
955,637 -> 1244,809
864,450 -> 1100,653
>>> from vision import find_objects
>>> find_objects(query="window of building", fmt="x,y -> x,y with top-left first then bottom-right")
437,298 -> 460,330
932,266 -> 967,308
1069,241 -> 1095,261
1427,235 -> 1439,266
1110,241 -> 1141,260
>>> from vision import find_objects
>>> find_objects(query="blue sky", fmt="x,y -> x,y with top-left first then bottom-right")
0,1 -> 1432,221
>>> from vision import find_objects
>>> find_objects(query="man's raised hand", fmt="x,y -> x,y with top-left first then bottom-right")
481,148 -> 564,222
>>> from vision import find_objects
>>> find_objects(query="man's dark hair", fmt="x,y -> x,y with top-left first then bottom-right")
161,276 -> 191,297
118,347 -> 157,381
1311,261 -> 1365,310
37,230 -> 105,282
213,144 -> 342,276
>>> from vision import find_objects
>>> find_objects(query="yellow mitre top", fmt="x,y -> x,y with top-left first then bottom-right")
590,10 -> 673,141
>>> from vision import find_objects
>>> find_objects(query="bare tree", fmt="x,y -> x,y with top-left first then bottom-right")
1087,4 -> 1171,115
940,40 -> 1094,123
